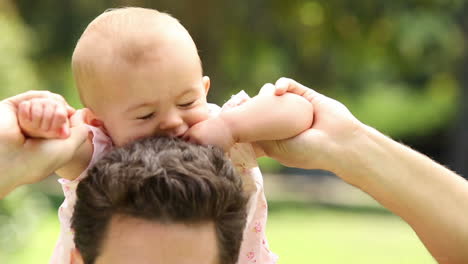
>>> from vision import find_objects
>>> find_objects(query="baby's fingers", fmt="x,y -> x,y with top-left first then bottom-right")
40,102 -> 57,131
30,99 -> 46,129
18,101 -> 32,123
17,99 -> 45,138
19,99 -> 69,139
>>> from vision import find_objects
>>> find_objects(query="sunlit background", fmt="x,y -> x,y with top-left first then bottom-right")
2,0 -> 467,263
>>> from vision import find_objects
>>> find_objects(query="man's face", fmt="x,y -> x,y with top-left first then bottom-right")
72,215 -> 219,264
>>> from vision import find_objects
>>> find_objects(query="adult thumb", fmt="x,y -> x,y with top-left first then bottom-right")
70,108 -> 90,127
61,125 -> 90,157
19,123 -> 90,186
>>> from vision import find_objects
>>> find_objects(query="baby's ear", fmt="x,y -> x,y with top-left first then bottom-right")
83,108 -> 110,135
82,108 -> 103,127
202,76 -> 211,95
70,108 -> 101,128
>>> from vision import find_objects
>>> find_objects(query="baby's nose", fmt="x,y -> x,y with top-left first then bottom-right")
158,113 -> 186,137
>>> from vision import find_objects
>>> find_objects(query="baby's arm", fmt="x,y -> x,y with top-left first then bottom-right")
186,89 -> 313,152
17,96 -> 93,180
219,92 -> 313,142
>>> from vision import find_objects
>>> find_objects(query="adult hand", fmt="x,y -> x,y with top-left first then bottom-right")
0,91 -> 89,198
259,78 -> 364,182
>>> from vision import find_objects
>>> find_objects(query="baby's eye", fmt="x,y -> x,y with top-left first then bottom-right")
178,101 -> 195,107
137,113 -> 155,120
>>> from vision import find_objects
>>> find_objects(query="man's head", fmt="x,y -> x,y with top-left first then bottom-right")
71,137 -> 247,264
72,7 -> 211,146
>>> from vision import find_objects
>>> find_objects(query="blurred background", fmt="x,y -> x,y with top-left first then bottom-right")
1,0 -> 467,263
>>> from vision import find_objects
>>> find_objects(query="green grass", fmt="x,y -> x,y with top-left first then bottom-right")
3,205 -> 435,264
8,213 -> 60,264
267,205 -> 436,264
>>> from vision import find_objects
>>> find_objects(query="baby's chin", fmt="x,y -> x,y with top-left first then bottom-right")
111,135 -> 147,147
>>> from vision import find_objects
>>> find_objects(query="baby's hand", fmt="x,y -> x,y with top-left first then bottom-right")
184,117 -> 236,152
18,98 -> 73,139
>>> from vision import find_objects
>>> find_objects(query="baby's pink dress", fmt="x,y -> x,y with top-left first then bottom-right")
50,91 -> 278,264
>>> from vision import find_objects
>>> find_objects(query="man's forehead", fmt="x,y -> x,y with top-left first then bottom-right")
95,215 -> 220,264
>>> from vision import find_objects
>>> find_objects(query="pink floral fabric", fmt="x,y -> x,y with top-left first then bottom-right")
50,91 -> 277,264
213,91 -> 278,264
50,125 -> 113,264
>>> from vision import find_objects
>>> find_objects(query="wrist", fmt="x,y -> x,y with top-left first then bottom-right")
0,155 -> 29,198
217,112 -> 240,144
329,123 -> 392,187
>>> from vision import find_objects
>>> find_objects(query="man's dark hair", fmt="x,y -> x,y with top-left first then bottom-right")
71,137 -> 247,264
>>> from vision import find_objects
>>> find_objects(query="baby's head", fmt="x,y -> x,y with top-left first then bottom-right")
72,7 -> 211,146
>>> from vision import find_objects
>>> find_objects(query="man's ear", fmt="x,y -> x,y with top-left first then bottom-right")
202,76 -> 210,95
70,248 -> 85,264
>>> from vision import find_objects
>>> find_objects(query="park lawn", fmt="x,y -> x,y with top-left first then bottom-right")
6,205 -> 435,264
8,213 -> 60,264
266,206 -> 436,264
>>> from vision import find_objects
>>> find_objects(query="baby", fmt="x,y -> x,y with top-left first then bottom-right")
17,7 -> 313,264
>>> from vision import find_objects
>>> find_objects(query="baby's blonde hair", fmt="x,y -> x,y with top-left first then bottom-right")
71,7 -> 192,108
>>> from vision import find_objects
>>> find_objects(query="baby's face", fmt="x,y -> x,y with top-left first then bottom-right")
87,49 -> 210,147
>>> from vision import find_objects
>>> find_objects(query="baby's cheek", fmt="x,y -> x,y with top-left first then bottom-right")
187,106 -> 210,127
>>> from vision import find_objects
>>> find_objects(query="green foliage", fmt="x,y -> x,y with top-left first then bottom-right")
344,72 -> 459,137
0,4 -> 42,99
0,187 -> 53,263
6,0 -> 466,138
1,1 -> 467,259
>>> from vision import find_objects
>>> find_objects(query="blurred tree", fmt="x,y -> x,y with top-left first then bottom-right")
8,0 -> 468,165
0,2 -> 51,263
0,0 -> 42,98
2,2 -> 467,263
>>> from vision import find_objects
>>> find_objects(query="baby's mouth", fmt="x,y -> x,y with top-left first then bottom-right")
175,129 -> 188,139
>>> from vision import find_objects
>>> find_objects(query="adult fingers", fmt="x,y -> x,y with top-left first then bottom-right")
274,77 -> 319,102
258,83 -> 275,95
70,108 -> 89,127
60,125 -> 90,157
24,124 -> 90,182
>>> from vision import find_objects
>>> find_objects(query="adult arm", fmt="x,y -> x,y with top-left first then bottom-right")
261,78 -> 468,264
